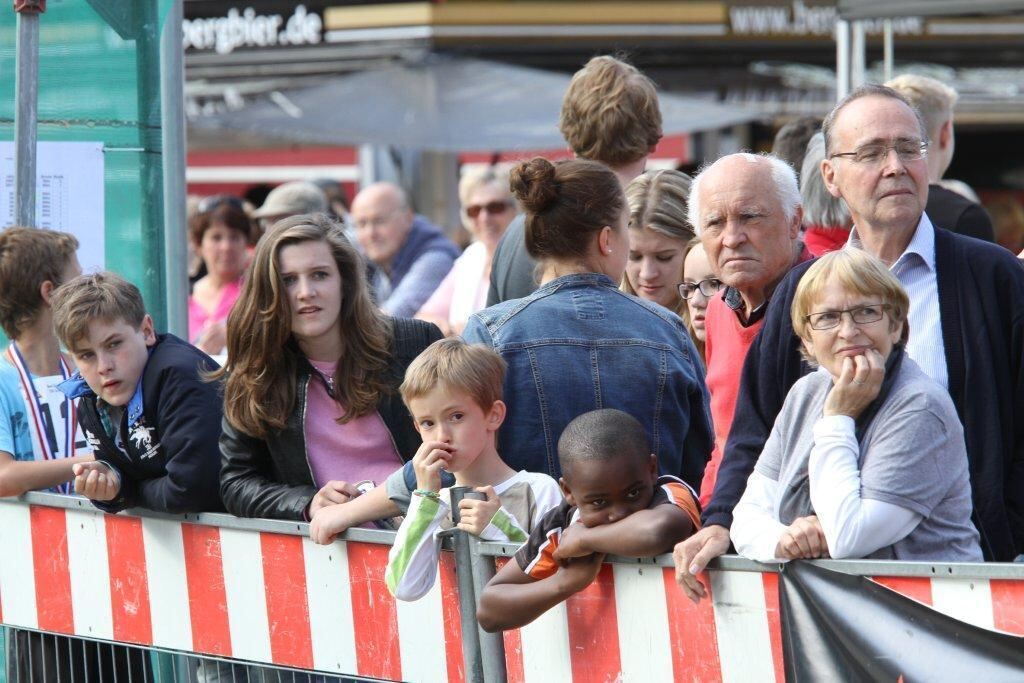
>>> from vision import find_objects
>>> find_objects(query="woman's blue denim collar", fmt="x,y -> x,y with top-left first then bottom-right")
534,272 -> 617,293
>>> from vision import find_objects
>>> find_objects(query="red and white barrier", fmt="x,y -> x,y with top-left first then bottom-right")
500,562 -> 1024,682
3,497 -> 1024,682
0,502 -> 466,680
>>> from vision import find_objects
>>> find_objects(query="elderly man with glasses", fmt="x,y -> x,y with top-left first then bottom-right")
675,85 -> 1024,600
686,153 -> 813,509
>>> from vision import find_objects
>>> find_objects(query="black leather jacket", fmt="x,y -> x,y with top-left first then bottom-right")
219,317 -> 443,520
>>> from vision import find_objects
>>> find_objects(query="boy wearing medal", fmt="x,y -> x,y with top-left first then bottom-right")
0,227 -> 94,496
52,271 -> 225,513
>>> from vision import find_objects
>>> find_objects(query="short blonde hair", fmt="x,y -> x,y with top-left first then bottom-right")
458,167 -> 516,231
791,250 -> 909,365
51,272 -> 147,350
400,338 -> 506,413
885,74 -> 958,138
559,56 -> 662,166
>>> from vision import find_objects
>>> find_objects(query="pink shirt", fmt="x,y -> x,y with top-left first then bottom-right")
416,241 -> 489,331
188,279 -> 242,343
304,359 -> 403,488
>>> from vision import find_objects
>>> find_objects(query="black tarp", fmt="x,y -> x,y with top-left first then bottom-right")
779,562 -> 1024,681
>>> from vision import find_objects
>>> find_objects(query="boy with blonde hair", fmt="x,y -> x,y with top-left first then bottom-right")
52,272 -> 223,513
311,338 -> 561,601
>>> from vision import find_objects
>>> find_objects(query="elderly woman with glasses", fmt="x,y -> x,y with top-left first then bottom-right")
730,249 -> 981,562
416,167 -> 517,336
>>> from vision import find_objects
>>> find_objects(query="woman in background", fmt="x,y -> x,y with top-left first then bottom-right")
188,195 -> 253,355
417,168 -> 517,335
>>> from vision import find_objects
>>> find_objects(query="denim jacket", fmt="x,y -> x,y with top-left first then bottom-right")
463,273 -> 714,489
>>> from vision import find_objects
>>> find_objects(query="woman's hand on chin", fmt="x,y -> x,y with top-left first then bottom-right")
823,349 -> 885,419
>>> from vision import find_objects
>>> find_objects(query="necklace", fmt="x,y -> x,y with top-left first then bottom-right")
311,365 -> 336,399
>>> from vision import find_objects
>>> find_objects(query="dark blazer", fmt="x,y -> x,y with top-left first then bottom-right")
219,317 -> 442,520
704,222 -> 1024,561
926,184 -> 995,243
73,334 -> 224,514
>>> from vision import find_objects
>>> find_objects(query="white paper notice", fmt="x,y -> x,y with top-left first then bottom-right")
1,141 -> 105,271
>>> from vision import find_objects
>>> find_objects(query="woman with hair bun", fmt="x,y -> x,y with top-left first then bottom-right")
463,158 -> 713,487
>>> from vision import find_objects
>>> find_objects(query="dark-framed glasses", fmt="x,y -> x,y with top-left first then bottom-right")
829,139 -> 928,165
466,201 -> 512,219
804,303 -> 890,331
677,278 -> 722,300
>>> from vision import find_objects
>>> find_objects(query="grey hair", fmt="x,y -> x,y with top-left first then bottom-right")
821,84 -> 928,156
687,153 -> 801,236
800,133 -> 851,229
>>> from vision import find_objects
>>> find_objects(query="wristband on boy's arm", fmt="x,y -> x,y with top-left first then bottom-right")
413,489 -> 442,501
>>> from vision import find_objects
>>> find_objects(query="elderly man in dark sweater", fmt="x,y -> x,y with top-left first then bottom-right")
675,84 -> 1024,602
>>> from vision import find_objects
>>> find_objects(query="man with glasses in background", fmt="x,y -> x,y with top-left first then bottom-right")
686,153 -> 812,508
675,86 -> 1024,599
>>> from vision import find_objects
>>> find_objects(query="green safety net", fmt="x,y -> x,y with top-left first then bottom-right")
0,3 -> 176,673
0,0 -> 177,339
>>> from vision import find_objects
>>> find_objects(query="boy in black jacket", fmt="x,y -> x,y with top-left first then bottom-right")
52,272 -> 224,513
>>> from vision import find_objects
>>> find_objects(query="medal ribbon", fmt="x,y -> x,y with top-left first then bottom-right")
5,344 -> 76,486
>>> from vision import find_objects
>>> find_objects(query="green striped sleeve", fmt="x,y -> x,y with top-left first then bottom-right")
386,495 -> 443,595
487,506 -> 528,543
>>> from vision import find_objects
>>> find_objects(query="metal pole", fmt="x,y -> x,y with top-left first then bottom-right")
468,536 -> 508,682
161,0 -> 188,337
835,19 -> 850,101
13,0 -> 45,228
450,486 -> 486,682
851,20 -> 867,89
883,20 -> 895,83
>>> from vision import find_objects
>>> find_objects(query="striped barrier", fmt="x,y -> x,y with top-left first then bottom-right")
478,548 -> 1024,682
2,493 -> 1024,682
0,494 -> 467,681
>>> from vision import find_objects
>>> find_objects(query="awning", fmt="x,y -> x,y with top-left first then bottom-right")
838,0 -> 1024,19
189,54 -> 759,153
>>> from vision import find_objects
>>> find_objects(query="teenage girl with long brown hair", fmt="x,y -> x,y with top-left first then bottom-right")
217,213 -> 442,520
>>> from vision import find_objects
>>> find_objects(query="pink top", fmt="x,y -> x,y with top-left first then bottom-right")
304,359 -> 403,488
188,279 -> 243,344
416,241 -> 489,331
